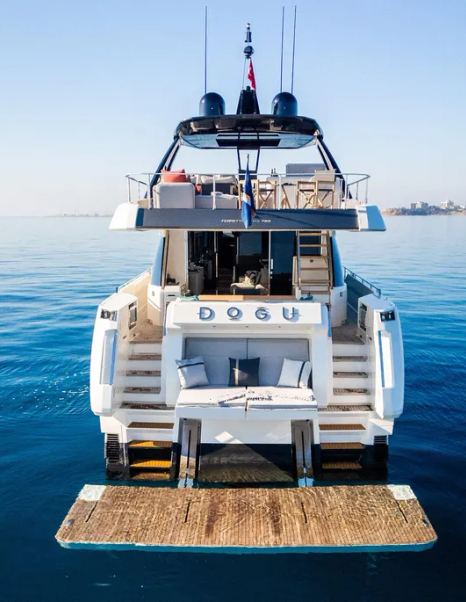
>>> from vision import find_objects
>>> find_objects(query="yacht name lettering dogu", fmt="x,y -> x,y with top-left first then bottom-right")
199,306 -> 298,321
169,301 -> 323,327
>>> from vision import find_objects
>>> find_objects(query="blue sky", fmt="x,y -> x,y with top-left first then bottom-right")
1,0 -> 465,215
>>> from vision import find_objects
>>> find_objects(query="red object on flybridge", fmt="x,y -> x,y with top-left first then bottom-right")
247,59 -> 256,90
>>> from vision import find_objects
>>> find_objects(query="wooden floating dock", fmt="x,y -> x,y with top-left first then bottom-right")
56,484 -> 436,553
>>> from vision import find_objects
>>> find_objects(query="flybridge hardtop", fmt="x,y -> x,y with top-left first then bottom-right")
56,18 -> 436,553
175,114 -> 322,149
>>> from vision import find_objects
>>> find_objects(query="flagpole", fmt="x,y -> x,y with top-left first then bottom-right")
204,6 -> 208,94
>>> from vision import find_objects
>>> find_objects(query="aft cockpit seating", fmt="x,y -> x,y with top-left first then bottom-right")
176,337 -> 315,411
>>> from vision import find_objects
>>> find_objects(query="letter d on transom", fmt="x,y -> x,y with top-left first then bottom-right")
199,306 -> 214,320
283,306 -> 299,321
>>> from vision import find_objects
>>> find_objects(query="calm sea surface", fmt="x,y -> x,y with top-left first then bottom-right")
0,216 -> 465,602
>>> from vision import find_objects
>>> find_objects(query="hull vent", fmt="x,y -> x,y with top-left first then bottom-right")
374,435 -> 388,445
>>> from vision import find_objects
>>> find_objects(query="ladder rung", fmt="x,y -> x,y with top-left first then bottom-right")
299,280 -> 330,284
299,243 -> 327,247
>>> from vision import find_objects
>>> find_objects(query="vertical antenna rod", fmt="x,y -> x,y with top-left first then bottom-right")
291,5 -> 297,93
204,6 -> 208,93
280,6 -> 285,92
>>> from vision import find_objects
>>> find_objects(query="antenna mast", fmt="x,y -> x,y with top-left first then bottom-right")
204,6 -> 208,93
280,6 -> 285,92
291,5 -> 297,93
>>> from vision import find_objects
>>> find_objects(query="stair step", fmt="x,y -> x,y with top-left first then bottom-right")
129,342 -> 162,355
124,387 -> 161,394
320,405 -> 372,412
333,372 -> 368,378
128,440 -> 172,449
332,343 -> 366,357
129,354 -> 161,361
123,374 -> 161,386
126,370 -> 161,376
319,423 -> 366,431
333,375 -> 369,389
322,461 -> 362,470
321,442 -> 365,450
128,422 -> 174,429
124,359 -> 161,371
299,243 -> 327,248
334,388 -> 369,395
122,391 -> 162,403
131,471 -> 171,481
130,459 -> 172,469
300,267 -> 329,271
333,355 -> 368,362
332,358 -> 368,372
121,402 -> 168,410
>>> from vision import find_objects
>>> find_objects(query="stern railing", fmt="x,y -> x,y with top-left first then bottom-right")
125,171 -> 370,210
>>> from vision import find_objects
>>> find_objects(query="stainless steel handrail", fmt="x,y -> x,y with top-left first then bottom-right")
125,171 -> 371,209
344,266 -> 382,298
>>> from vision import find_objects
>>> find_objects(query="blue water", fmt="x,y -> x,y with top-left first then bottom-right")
1,216 -> 465,601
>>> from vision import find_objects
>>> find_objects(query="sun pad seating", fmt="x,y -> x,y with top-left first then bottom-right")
246,387 -> 316,409
155,182 -> 195,208
177,386 -> 247,408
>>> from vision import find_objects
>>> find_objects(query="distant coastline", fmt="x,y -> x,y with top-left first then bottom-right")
51,213 -> 112,218
383,201 -> 465,216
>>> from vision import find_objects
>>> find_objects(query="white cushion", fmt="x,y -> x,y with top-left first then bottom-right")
247,387 -> 315,409
176,356 -> 208,389
277,358 -> 312,389
155,183 -> 195,208
176,386 -> 247,407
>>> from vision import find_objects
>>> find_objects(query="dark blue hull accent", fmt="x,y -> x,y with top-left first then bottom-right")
140,208 -> 359,230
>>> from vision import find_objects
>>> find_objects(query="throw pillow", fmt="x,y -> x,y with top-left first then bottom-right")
176,356 -> 209,389
277,358 -> 312,389
229,357 -> 260,386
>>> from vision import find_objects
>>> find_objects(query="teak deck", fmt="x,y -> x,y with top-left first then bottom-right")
56,484 -> 436,553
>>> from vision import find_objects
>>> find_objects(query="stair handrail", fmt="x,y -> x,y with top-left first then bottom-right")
344,267 -> 382,298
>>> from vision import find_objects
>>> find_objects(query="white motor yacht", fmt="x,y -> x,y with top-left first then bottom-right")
90,25 -> 404,488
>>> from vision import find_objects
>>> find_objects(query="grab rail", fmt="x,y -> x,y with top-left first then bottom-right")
125,171 -> 370,210
344,267 -> 382,298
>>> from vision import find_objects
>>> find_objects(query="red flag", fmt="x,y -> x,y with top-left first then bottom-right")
247,59 -> 256,90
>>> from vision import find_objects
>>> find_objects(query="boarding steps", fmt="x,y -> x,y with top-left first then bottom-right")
120,337 -> 163,404
297,231 -> 332,303
114,405 -> 175,443
317,334 -> 373,471
115,403 -> 175,481
128,439 -> 174,481
332,339 -> 371,405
